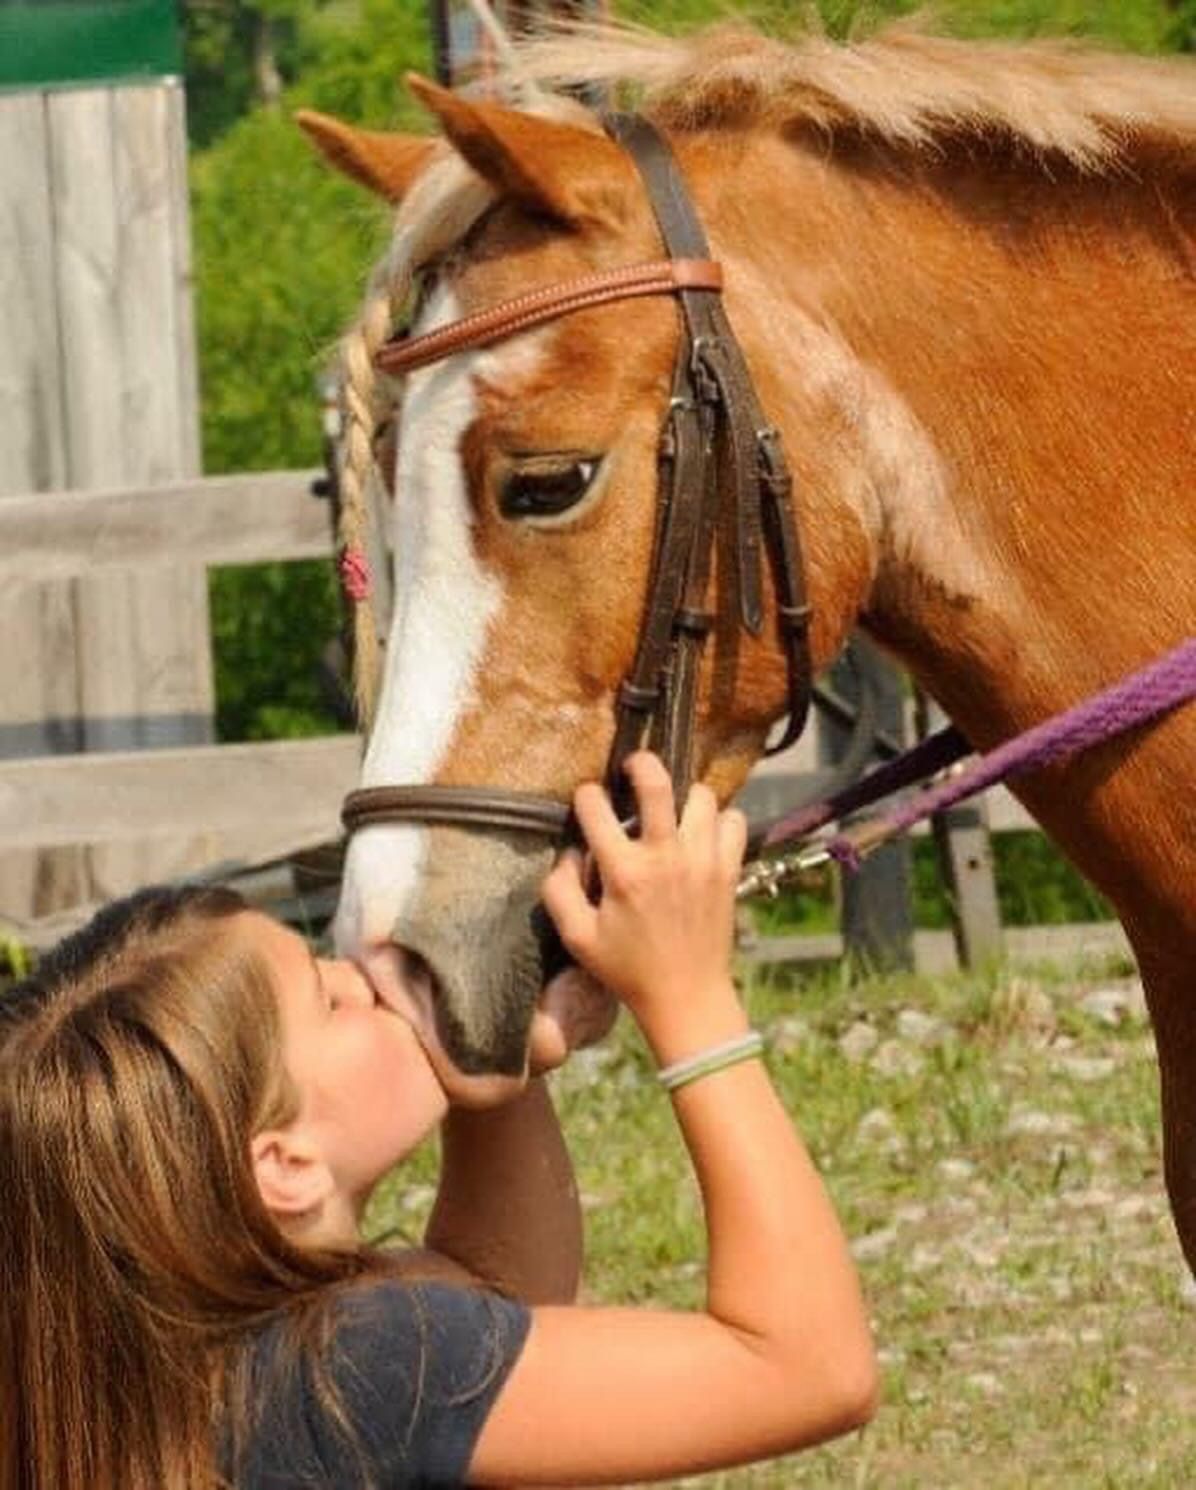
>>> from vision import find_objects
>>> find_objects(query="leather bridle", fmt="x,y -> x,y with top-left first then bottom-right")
341,113 -> 813,843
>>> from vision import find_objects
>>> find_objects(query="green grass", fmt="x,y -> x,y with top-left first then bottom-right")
366,955 -> 1193,1487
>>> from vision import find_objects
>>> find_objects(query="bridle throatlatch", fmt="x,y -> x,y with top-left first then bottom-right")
341,112 -> 814,844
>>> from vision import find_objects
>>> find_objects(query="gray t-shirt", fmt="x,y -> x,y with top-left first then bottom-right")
229,1280 -> 531,1488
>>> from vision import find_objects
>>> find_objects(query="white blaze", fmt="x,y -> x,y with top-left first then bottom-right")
336,286 -> 504,952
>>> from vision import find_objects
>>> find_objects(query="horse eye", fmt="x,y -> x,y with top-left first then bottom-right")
499,459 -> 600,520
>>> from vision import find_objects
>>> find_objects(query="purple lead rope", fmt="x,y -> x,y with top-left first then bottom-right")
752,637 -> 1196,877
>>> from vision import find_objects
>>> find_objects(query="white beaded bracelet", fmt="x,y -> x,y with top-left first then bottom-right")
657,1030 -> 765,1092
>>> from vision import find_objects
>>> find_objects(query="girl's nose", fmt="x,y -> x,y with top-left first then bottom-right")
328,959 -> 377,1009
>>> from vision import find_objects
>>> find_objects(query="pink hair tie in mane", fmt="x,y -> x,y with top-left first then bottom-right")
338,545 -> 372,604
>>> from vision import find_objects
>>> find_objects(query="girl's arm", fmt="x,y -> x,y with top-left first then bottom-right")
422,1076 -> 582,1305
466,753 -> 878,1485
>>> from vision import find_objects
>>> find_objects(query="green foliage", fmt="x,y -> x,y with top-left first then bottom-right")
190,1 -> 435,739
913,833 -> 1111,928
618,0 -> 1182,48
209,561 -> 342,739
184,0 -> 317,149
0,935 -> 31,981
1169,0 -> 1196,49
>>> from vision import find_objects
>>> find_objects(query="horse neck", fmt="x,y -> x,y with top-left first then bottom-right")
699,129 -> 1195,748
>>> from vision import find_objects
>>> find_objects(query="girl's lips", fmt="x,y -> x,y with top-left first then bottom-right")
358,944 -> 529,1109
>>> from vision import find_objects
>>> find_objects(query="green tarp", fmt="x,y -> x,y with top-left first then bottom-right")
0,0 -> 181,90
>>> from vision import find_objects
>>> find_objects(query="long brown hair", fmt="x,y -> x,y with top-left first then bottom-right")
0,887 -> 376,1490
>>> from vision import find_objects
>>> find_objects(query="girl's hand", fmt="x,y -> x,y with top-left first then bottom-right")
541,752 -> 748,1061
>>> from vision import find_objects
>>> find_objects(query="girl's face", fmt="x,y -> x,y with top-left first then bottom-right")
249,914 -> 449,1205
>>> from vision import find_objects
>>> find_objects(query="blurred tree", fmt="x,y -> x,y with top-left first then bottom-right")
184,0 -> 328,147
193,1 -> 432,738
1167,0 -> 1196,48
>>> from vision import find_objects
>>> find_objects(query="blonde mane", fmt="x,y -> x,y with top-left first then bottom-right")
510,17 -> 1196,170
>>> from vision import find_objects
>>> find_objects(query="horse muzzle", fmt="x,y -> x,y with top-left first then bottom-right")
338,823 -> 564,1101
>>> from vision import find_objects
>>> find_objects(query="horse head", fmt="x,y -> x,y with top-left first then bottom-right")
300,82 -> 872,1099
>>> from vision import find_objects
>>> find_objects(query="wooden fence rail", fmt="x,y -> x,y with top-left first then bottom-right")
0,469 -> 326,580
2,468 -> 1106,971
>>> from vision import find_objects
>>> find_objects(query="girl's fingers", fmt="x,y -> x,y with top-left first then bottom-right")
624,752 -> 676,843
717,806 -> 749,876
572,781 -> 629,874
679,780 -> 718,847
541,850 -> 598,953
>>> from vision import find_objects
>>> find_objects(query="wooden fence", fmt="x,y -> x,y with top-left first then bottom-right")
0,463 -> 1132,972
0,76 -> 211,922
0,467 -> 350,944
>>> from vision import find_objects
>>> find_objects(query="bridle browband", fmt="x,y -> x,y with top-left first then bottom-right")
342,113 -> 813,843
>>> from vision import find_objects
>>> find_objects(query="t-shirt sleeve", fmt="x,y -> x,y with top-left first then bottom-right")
241,1279 -> 531,1488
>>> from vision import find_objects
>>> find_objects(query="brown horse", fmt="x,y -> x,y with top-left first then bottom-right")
300,23 -> 1196,1265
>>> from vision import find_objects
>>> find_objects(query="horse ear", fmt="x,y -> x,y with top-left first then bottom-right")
295,109 -> 437,203
404,74 -> 631,227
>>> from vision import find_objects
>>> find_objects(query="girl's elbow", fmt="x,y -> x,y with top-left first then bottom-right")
824,1330 -> 881,1435
835,1351 -> 881,1431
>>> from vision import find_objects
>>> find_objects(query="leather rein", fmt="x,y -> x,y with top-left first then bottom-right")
341,113 -> 813,844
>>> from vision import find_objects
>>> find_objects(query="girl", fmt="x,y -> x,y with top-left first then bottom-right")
0,752 -> 876,1488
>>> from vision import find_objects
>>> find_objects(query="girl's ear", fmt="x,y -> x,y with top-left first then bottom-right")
251,1128 -> 336,1219
295,110 -> 438,202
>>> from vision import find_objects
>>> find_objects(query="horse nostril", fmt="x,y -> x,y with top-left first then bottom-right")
398,945 -> 437,1001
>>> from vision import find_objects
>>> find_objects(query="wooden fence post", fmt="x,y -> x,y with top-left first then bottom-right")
823,638 -> 915,972
915,691 -> 1004,969
0,91 -> 86,918
0,76 -> 213,921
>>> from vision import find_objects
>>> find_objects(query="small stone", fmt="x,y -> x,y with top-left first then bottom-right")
852,1225 -> 898,1261
1060,1186 -> 1116,1210
771,1014 -> 810,1054
1005,1107 -> 1078,1139
936,1157 -> 976,1184
908,1243 -> 942,1273
1022,988 -> 1058,1043
839,1020 -> 880,1064
1080,982 -> 1147,1027
896,1008 -> 953,1046
857,1108 -> 905,1150
560,1045 -> 619,1088
1053,1055 -> 1116,1082
995,980 -> 1057,1041
870,1038 -> 924,1079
